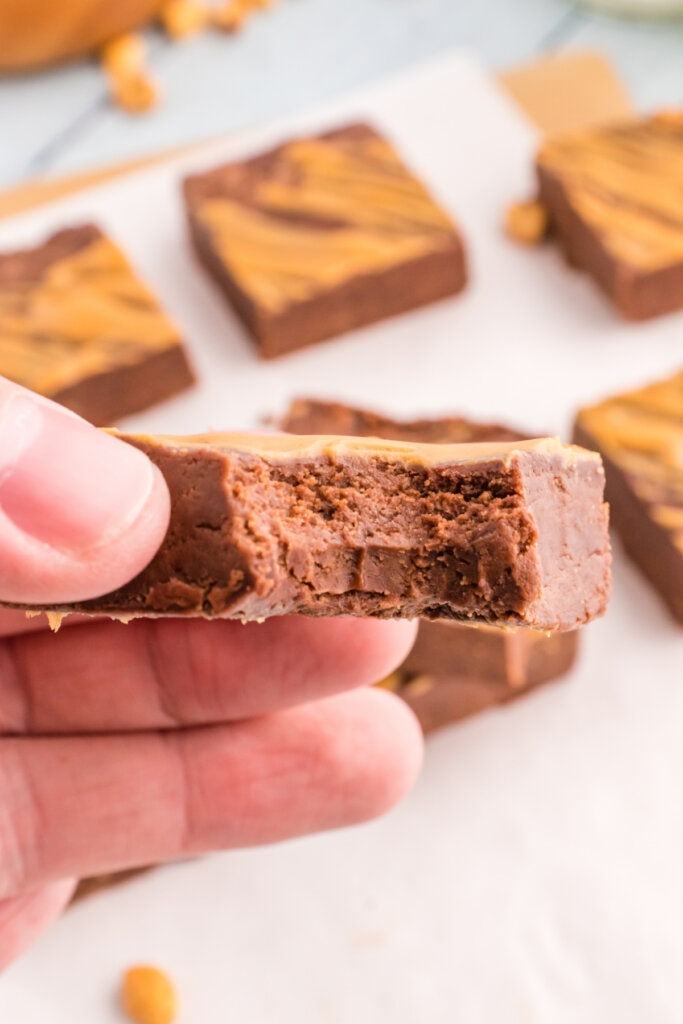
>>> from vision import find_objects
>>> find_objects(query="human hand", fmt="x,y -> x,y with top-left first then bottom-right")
0,381 -> 422,968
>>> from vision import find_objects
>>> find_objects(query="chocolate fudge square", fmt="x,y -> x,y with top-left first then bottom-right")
383,624 -> 580,733
537,112 -> 683,320
282,399 -> 582,729
183,123 -> 467,358
21,431 -> 611,633
0,225 -> 194,425
574,369 -> 683,624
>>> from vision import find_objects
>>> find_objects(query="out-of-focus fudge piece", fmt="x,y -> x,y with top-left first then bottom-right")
574,368 -> 683,624
16,430 -> 611,630
0,224 -> 194,425
281,399 -> 586,730
536,111 -> 683,319
183,123 -> 467,358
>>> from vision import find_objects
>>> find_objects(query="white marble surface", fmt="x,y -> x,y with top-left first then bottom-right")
0,0 -> 682,188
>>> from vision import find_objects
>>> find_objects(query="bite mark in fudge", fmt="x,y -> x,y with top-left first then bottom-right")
0,225 -> 194,424
18,432 -> 611,630
536,111 -> 683,319
281,399 -> 582,727
574,368 -> 683,624
183,123 -> 467,357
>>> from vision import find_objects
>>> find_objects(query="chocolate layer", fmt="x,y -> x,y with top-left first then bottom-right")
574,368 -> 683,624
282,399 -> 581,727
183,124 -> 467,358
536,112 -> 683,319
21,433 -> 611,630
0,225 -> 195,425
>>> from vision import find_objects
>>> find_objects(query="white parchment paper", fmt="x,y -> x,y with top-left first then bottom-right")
0,53 -> 681,1024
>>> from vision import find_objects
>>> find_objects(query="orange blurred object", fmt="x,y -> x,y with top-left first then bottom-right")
0,0 -> 165,71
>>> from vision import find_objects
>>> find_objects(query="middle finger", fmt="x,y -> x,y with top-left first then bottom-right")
0,616 -> 417,734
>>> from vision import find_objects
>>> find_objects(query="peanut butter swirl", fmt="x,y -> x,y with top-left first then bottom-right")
576,369 -> 683,551
194,129 -> 461,313
0,229 -> 182,396
538,112 -> 683,272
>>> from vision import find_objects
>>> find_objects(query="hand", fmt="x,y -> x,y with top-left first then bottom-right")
0,381 -> 422,968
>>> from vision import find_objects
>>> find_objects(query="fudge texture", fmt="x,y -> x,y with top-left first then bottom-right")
537,111 -> 683,320
25,432 -> 611,630
0,225 -> 194,424
282,399 -> 581,727
575,369 -> 683,624
183,123 -> 467,357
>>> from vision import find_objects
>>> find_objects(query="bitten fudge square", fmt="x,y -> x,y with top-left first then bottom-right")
17,432 -> 611,631
536,111 -> 683,320
183,123 -> 467,358
0,224 -> 194,426
282,399 -> 581,729
574,368 -> 683,624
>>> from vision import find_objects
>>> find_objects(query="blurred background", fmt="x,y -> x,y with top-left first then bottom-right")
1,0 -> 683,190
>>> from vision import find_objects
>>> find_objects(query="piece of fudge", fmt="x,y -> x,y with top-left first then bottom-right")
183,123 -> 467,358
21,431 -> 611,630
281,398 -> 524,445
536,111 -> 683,319
574,369 -> 683,624
74,868 -> 151,902
384,622 -> 580,732
0,225 -> 194,425
282,399 -> 581,728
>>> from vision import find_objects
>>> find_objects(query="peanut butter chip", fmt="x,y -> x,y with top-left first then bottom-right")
111,72 -> 159,113
504,200 -> 549,246
161,0 -> 208,39
212,0 -> 274,32
101,33 -> 159,114
121,966 -> 177,1024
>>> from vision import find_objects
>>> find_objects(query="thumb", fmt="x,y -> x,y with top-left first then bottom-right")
0,381 -> 170,605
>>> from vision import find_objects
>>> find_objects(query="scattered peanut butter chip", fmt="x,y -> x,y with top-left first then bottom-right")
161,0 -> 208,39
121,965 -> 178,1024
212,0 -> 274,32
101,32 -> 159,114
111,71 -> 160,114
101,33 -> 147,74
504,199 -> 549,246
212,0 -> 249,32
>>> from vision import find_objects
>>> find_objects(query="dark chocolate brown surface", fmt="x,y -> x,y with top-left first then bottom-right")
536,112 -> 683,320
0,224 -> 195,425
183,124 -> 467,358
574,369 -> 683,625
21,432 -> 611,631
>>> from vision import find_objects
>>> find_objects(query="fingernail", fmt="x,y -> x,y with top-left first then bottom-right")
0,394 -> 155,552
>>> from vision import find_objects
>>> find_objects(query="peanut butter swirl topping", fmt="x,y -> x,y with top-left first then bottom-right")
538,112 -> 683,272
576,369 -> 683,551
0,229 -> 182,396
195,129 -> 461,313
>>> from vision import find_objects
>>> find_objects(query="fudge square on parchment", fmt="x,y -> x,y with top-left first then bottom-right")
537,112 -> 683,320
183,123 -> 467,358
575,368 -> 683,625
0,224 -> 194,425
